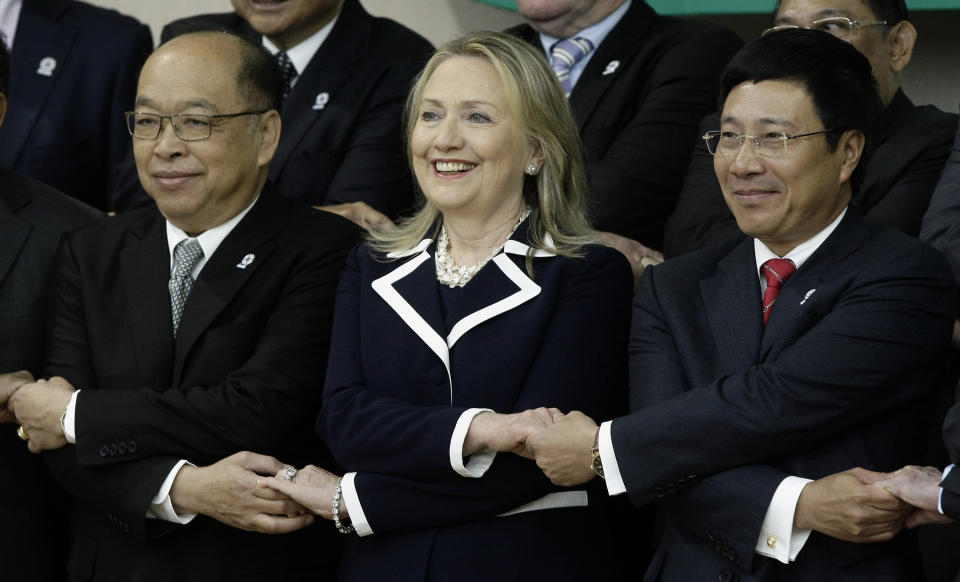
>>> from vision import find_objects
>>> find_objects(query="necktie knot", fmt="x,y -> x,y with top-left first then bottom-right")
170,238 -> 204,336
550,36 -> 595,95
276,50 -> 297,103
761,258 -> 796,325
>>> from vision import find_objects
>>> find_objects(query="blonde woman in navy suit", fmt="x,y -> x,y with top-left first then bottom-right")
260,31 -> 633,581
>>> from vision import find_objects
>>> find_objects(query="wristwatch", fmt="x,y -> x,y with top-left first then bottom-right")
590,428 -> 605,479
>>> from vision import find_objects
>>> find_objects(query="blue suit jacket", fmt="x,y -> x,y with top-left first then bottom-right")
617,212 -> 954,580
0,0 -> 152,212
320,225 -> 633,581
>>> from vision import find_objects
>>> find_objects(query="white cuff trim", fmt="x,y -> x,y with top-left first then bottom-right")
755,476 -> 813,564
450,408 -> 496,478
146,460 -> 197,524
64,389 -> 80,444
342,472 -> 372,536
600,420 -> 626,496
940,464 -> 954,515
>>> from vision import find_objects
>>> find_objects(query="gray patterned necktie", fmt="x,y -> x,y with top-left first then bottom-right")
276,50 -> 297,103
169,238 -> 204,336
550,36 -> 595,95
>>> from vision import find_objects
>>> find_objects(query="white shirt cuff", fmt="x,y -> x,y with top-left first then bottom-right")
63,389 -> 80,444
450,408 -> 496,478
599,420 -> 626,496
341,472 -> 372,536
146,459 -> 197,524
754,476 -> 813,564
939,464 -> 954,515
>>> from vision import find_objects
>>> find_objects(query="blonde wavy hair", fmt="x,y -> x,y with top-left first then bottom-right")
369,30 -> 595,262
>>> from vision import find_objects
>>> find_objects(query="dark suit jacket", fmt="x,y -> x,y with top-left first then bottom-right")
319,227 -> 633,581
39,188 -> 360,581
0,167 -> 100,582
0,0 -> 152,212
161,0 -> 432,219
507,1 -> 742,250
664,89 -> 959,258
617,212 -> 955,580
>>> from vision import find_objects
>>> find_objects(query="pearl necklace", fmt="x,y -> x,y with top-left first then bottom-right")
435,207 -> 531,288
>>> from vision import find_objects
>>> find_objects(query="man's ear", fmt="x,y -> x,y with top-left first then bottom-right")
256,109 -> 281,167
837,129 -> 865,185
888,20 -> 916,74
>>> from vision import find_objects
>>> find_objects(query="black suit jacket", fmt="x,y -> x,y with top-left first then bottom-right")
0,167 -> 100,582
40,188 -> 360,581
0,0 -> 152,212
320,229 -> 633,581
664,90 -> 959,257
508,1 -> 742,250
161,0 -> 432,219
620,212 -> 954,580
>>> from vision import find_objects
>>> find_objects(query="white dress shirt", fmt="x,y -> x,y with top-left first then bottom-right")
0,0 -> 22,49
600,208 -> 847,564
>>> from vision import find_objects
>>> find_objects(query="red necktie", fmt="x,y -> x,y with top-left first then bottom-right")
761,258 -> 796,326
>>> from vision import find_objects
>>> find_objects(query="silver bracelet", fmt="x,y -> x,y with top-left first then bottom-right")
332,480 -> 354,534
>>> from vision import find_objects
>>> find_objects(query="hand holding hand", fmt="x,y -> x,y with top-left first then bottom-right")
463,407 -> 560,459
316,201 -> 395,233
0,370 -> 34,424
871,465 -> 954,528
258,464 -> 343,520
794,467 -> 912,542
8,376 -> 73,453
170,451 -> 314,534
527,410 -> 598,486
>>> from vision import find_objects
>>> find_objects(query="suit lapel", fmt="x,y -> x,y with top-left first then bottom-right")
270,0 -> 370,177
759,212 -> 868,358
700,239 -> 763,374
0,0 -> 75,167
119,210 -> 175,391
567,0 -> 656,130
0,178 -> 31,289
172,193 -> 286,384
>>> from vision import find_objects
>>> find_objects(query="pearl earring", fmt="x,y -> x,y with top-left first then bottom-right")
525,163 -> 538,175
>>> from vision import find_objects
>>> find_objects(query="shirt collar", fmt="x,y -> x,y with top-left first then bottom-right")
537,0 -> 631,56
0,0 -> 23,49
165,195 -> 259,276
753,206 -> 847,284
261,13 -> 340,78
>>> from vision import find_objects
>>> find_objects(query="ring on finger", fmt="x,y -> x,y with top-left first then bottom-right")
16,425 -> 29,441
282,465 -> 298,481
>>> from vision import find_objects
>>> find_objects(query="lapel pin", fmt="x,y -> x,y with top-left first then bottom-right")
312,92 -> 330,110
236,253 -> 255,269
602,60 -> 620,76
36,57 -> 57,77
800,289 -> 816,305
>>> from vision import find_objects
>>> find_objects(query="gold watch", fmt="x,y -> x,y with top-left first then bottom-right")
590,428 -> 605,479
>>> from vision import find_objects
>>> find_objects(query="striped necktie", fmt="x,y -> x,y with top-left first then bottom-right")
761,258 -> 796,326
550,36 -> 595,95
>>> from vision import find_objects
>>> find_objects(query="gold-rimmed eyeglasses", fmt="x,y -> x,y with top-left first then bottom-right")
703,129 -> 837,157
124,110 -> 268,141
762,17 -> 888,42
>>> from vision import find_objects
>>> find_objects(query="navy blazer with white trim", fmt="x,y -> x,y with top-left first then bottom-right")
320,222 -> 633,581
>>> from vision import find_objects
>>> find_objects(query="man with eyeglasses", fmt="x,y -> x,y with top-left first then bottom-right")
664,0 -> 957,258
6,31 -> 359,581
518,29 -> 954,581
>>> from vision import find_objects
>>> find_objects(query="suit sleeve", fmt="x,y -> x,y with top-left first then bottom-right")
614,240 -> 954,507
583,28 -> 742,249
920,119 -> 960,285
661,113 -> 741,258
47,222 -> 359,469
323,248 -> 633,530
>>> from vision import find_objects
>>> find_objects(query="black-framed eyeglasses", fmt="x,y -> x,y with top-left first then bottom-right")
762,17 -> 888,42
703,129 -> 838,157
124,110 -> 268,141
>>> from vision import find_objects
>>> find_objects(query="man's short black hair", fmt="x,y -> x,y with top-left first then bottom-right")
774,0 -> 909,23
719,28 -> 882,191
0,35 -> 10,97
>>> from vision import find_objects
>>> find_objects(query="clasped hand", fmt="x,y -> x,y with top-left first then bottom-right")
464,408 -> 601,487
6,374 -> 73,453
